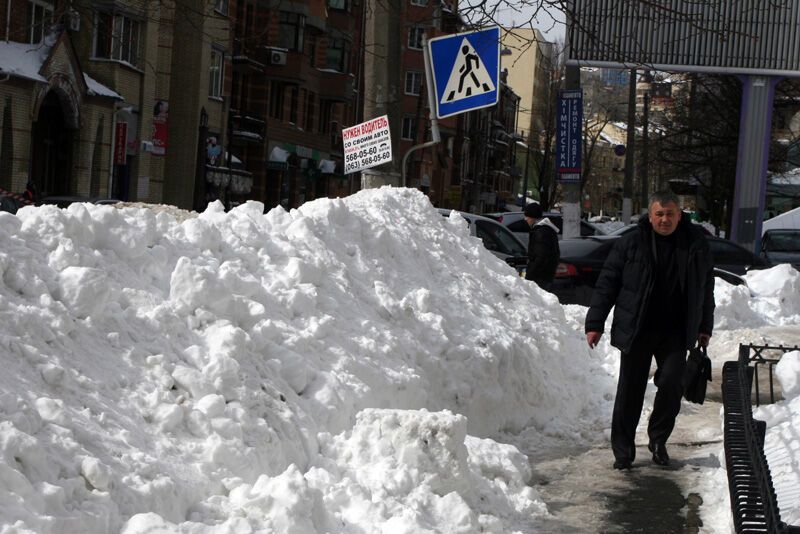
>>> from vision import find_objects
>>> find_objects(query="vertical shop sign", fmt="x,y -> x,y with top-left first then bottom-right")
556,89 -> 582,183
151,100 -> 169,156
114,122 -> 128,165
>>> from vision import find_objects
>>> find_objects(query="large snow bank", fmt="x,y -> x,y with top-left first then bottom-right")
0,188 -> 615,533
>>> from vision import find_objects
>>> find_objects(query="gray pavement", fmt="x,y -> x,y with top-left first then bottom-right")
519,326 -> 800,533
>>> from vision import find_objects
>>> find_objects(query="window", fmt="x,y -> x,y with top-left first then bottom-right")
319,100 -> 332,133
402,117 -> 417,140
289,86 -> 299,124
279,12 -> 305,52
270,81 -> 285,120
209,48 -> 224,97
325,38 -> 349,72
408,26 -> 424,49
305,92 -> 316,131
308,34 -> 317,67
28,0 -> 53,44
405,71 -> 423,95
475,221 -> 527,256
327,0 -> 350,10
94,12 -> 141,66
410,0 -> 427,5
214,0 -> 228,15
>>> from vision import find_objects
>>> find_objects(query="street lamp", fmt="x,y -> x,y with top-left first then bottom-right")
516,138 -> 530,208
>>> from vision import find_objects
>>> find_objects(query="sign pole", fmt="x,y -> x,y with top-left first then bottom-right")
402,36 -> 441,187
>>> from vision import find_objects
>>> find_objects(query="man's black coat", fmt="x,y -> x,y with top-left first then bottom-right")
526,220 -> 560,286
585,215 -> 715,353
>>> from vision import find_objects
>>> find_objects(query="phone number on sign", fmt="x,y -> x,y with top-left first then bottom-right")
344,151 -> 391,172
345,145 -> 388,163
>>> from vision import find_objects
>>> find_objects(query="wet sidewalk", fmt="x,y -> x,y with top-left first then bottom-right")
526,386 -> 727,532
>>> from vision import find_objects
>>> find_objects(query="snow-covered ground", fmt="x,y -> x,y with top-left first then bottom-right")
0,187 -> 798,533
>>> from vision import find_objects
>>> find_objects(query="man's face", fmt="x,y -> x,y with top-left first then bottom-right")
649,201 -> 682,236
524,216 -> 535,226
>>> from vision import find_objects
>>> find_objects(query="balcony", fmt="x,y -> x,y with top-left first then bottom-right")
229,110 -> 266,142
256,47 -> 310,83
232,39 -> 265,73
317,69 -> 354,102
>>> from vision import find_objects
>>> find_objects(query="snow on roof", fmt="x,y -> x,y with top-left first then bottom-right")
83,73 -> 123,100
769,166 -> 800,185
0,40 -> 50,82
0,38 -> 122,101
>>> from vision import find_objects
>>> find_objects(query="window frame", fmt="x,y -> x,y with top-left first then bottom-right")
324,37 -> 350,72
408,26 -> 424,50
404,70 -> 423,96
209,47 -> 225,98
278,12 -> 305,52
214,0 -> 228,16
327,0 -> 350,11
93,11 -> 142,67
28,0 -> 53,44
402,116 -> 418,141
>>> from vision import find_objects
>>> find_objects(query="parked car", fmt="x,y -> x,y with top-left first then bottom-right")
437,209 -> 528,273
485,211 -> 606,245
609,222 -> 714,238
550,235 -> 759,306
760,229 -> 800,269
40,196 -> 122,208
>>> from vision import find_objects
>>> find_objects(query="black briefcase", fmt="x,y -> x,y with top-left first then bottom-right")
683,345 -> 712,404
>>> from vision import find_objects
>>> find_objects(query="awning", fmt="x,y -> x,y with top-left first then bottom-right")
269,146 -> 290,162
318,159 -> 337,174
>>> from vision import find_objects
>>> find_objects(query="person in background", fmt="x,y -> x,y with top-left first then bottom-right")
585,191 -> 715,470
523,202 -> 560,290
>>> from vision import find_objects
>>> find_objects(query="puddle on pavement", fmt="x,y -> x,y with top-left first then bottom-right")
604,474 -> 703,533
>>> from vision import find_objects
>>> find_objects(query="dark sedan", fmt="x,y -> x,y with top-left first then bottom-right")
550,235 -> 760,306
760,229 -> 800,269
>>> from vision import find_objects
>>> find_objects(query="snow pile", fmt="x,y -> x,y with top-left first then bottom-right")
757,351 -> 800,526
0,188 -> 615,533
713,263 -> 800,329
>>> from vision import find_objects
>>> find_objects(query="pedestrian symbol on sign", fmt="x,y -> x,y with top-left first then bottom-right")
444,40 -> 495,102
428,26 -> 500,119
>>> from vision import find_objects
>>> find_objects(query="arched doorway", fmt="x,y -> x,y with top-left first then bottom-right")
31,91 -> 75,196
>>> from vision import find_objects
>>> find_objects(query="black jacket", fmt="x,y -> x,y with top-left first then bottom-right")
585,215 -> 715,353
526,219 -> 560,286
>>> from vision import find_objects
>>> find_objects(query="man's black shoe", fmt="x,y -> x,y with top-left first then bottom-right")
613,459 -> 632,470
649,442 -> 670,466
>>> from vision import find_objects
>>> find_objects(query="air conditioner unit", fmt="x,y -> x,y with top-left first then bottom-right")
270,51 -> 287,66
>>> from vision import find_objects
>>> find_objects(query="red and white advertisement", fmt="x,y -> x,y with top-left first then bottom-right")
114,122 -> 128,165
151,100 -> 169,156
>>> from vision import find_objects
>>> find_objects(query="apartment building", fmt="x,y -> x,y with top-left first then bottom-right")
229,0 -> 362,210
0,0 -> 121,198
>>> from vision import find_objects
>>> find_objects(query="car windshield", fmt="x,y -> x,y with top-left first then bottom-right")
475,220 -> 527,256
764,232 -> 800,252
558,238 -> 605,258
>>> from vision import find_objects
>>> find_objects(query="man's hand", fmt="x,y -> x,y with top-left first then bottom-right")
698,333 -> 711,347
587,331 -> 602,349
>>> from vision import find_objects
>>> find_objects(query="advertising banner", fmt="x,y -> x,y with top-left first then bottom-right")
556,89 -> 582,183
151,100 -> 169,156
342,115 -> 392,174
114,122 -> 128,165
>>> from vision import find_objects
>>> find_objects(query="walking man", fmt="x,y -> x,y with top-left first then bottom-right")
523,202 -> 560,290
585,191 -> 715,470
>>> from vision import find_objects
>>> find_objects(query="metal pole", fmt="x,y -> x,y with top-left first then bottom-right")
521,139 -> 530,207
623,68 -> 636,223
641,91 -> 649,206
403,36 -> 441,187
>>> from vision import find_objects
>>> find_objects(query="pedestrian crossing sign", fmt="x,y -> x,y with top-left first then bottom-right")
428,27 -> 500,119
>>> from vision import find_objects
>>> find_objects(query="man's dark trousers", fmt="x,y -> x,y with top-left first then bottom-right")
611,329 -> 686,462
